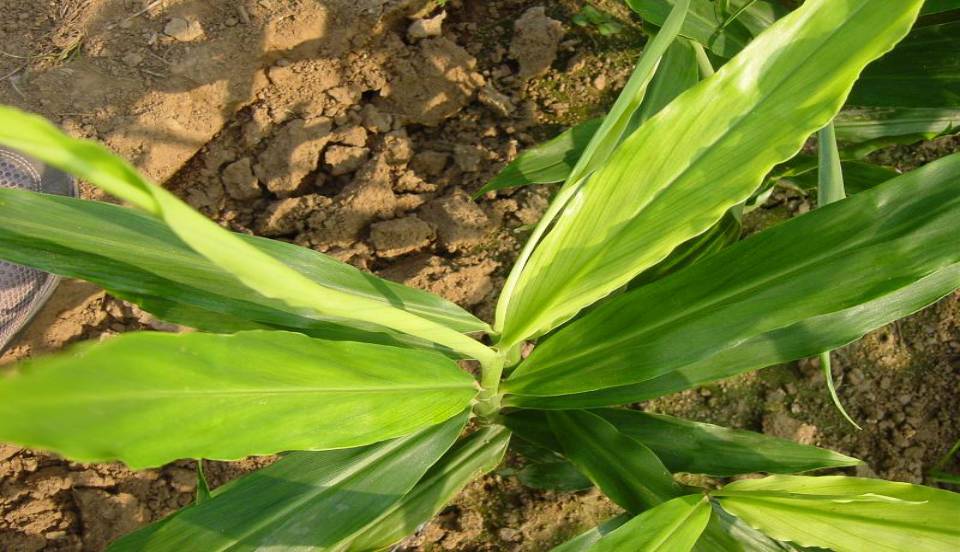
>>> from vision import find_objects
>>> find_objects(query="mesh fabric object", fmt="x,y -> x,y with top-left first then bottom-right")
0,148 -> 76,352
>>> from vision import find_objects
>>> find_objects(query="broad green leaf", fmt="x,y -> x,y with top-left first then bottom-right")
0,330 -> 477,468
110,411 -> 468,551
592,494 -> 712,552
518,461 -> 594,492
551,515 -> 630,552
0,107 -> 495,364
593,409 -> 860,476
834,107 -> 960,145
504,153 -> 960,406
513,261 -> 960,410
715,475 -> 960,552
344,426 -> 510,551
547,410 -> 680,512
626,0 -> 787,58
0,190 -> 488,345
849,21 -> 960,108
474,119 -> 602,196
496,0 -> 925,349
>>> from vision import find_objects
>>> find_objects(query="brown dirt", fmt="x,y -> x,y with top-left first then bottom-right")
0,1 -> 957,550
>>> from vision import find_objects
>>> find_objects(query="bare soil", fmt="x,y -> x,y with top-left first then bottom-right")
0,1 -> 957,550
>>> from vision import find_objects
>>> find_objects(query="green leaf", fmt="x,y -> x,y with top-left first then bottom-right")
518,461 -> 594,492
0,107 -> 495,365
504,153 -> 960,407
817,122 -> 846,205
475,119 -> 603,196
110,411 -> 468,551
546,410 -> 680,512
591,494 -> 712,552
626,0 -> 787,58
494,0 -> 692,334
715,475 -> 960,552
0,190 -> 488,345
0,330 -> 477,468
551,515 -> 630,552
496,0 -> 925,349
593,409 -> 860,476
344,426 -> 510,551
834,107 -> 960,145
195,461 -> 211,505
815,122 -> 862,431
849,21 -> 960,108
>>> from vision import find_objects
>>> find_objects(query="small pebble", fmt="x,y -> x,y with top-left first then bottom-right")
121,52 -> 143,67
408,11 -> 446,40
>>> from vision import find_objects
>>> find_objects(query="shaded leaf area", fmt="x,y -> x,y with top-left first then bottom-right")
772,157 -> 899,195
518,460 -> 594,493
849,21 -> 960,108
625,0 -> 787,58
0,190 -> 485,350
716,475 -> 960,552
594,410 -> 859,476
505,153 -> 960,406
0,331 -> 476,468
345,426 -> 510,551
110,411 -> 468,550
505,410 -> 857,477
475,119 -> 602,196
693,508 -> 807,552
536,410 -> 680,512
921,0 -> 960,16
497,0 -> 924,348
835,107 -> 960,146
628,212 -> 741,290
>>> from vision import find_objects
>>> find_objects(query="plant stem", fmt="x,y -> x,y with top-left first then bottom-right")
474,353 -> 506,419
693,42 -> 715,78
